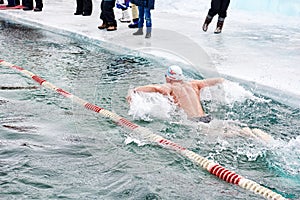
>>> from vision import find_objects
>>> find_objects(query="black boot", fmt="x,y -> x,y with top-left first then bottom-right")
202,15 -> 212,32
82,11 -> 92,16
214,17 -> 224,34
0,0 -> 4,4
23,7 -> 33,10
34,1 -> 43,12
74,10 -> 83,15
34,7 -> 42,12
128,18 -> 139,28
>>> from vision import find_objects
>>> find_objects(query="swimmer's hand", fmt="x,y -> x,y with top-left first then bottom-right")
126,89 -> 136,103
126,95 -> 132,103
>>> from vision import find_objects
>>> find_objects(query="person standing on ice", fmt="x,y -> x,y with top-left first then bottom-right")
130,0 -> 155,38
6,0 -> 20,7
128,3 -> 139,28
23,0 -> 43,11
116,0 -> 139,28
98,0 -> 117,31
202,0 -> 230,34
74,0 -> 93,16
116,0 -> 131,23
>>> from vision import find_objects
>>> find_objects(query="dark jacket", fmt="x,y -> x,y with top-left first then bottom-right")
130,0 -> 155,9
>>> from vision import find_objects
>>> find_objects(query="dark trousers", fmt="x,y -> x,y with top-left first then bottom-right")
75,0 -> 92,14
208,0 -> 230,18
100,0 -> 117,26
23,0 -> 43,9
7,0 -> 20,6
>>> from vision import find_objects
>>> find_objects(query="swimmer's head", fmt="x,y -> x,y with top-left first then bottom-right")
165,65 -> 183,81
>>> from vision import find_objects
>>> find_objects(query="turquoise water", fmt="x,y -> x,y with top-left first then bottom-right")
232,0 -> 300,17
0,18 -> 299,199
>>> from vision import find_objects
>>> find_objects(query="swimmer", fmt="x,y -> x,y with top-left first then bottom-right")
127,66 -> 274,142
127,65 -> 224,123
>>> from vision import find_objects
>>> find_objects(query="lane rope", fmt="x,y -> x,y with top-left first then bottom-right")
0,60 -> 287,200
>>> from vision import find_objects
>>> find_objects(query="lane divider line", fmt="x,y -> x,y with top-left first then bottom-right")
0,60 -> 287,200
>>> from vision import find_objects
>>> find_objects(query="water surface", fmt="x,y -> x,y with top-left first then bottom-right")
0,18 -> 299,199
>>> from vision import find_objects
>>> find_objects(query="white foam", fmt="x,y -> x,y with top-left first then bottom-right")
201,80 -> 268,105
124,136 -> 147,146
128,92 -> 176,121
266,136 -> 300,176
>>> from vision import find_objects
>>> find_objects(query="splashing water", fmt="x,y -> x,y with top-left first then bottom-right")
128,92 -> 177,121
201,80 -> 268,105
128,80 -> 262,122
267,136 -> 300,179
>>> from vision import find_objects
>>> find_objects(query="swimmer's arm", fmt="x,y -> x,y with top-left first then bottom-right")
193,78 -> 224,89
126,85 -> 170,103
134,85 -> 170,95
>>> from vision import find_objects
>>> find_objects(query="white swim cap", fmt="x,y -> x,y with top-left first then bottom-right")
165,65 -> 183,80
